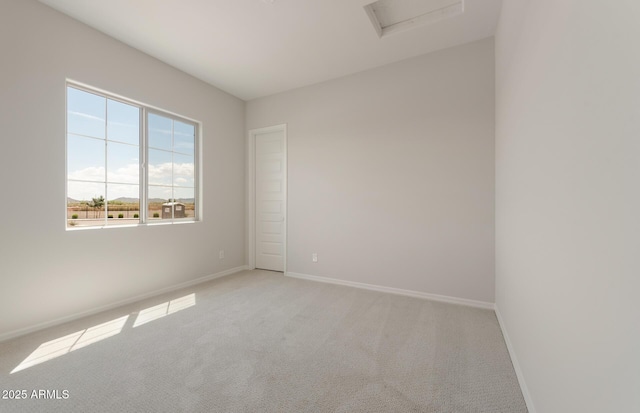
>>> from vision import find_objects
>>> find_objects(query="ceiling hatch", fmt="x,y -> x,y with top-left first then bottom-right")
364,0 -> 465,38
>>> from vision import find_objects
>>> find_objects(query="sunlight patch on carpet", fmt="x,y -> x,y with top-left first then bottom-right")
133,293 -> 196,328
11,315 -> 129,374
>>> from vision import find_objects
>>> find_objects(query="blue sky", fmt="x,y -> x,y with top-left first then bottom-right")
67,87 -> 195,202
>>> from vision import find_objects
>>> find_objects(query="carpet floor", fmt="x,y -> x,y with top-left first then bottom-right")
0,270 -> 527,412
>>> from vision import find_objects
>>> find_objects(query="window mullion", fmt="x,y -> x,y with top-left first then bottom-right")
171,119 -> 175,221
141,108 -> 147,224
104,99 -> 108,226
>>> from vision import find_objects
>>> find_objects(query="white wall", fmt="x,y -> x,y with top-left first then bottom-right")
0,0 -> 245,338
495,1 -> 640,412
247,38 -> 495,304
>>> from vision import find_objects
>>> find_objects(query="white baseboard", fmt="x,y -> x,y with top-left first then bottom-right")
0,265 -> 249,343
494,304 -> 537,413
285,271 -> 494,310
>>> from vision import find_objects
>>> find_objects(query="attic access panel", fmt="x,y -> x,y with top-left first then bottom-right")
364,0 -> 464,38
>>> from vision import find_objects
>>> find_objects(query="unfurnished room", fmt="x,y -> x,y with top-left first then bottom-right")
0,0 -> 638,412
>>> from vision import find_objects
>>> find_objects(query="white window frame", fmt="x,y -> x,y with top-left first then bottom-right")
65,81 -> 201,229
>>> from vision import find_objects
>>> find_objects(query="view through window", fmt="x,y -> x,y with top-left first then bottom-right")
66,84 -> 198,228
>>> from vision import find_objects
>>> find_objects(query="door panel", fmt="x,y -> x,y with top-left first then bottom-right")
255,130 -> 285,271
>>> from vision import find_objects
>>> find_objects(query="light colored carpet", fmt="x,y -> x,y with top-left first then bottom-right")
0,270 -> 527,412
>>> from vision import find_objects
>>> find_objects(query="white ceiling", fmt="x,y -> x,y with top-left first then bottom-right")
38,0 -> 502,101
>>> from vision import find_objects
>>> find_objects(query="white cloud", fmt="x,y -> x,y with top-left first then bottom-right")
108,163 -> 139,184
68,111 -> 104,122
174,162 -> 194,177
148,162 -> 172,180
148,162 -> 194,185
68,166 -> 105,182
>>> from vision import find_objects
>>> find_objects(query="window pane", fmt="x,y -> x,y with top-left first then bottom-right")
148,186 -> 172,221
67,181 -> 105,228
173,153 -> 194,187
148,113 -> 172,150
67,135 -> 105,182
67,87 -> 105,139
107,99 -> 139,145
106,184 -> 139,225
174,121 -> 194,155
174,187 -> 195,219
107,142 -> 139,184
148,149 -> 172,185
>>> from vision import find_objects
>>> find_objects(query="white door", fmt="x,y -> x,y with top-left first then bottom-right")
254,127 -> 286,271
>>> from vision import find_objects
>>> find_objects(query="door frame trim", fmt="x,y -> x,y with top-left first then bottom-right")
247,124 -> 288,272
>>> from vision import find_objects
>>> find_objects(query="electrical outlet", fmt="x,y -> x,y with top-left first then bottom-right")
219,250 -> 225,259
312,253 -> 318,263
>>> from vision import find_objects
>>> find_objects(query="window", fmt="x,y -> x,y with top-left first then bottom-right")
66,84 -> 198,228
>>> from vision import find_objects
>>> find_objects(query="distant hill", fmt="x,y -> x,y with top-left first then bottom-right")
68,197 -> 194,204
112,197 -> 140,203
116,197 -> 195,204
